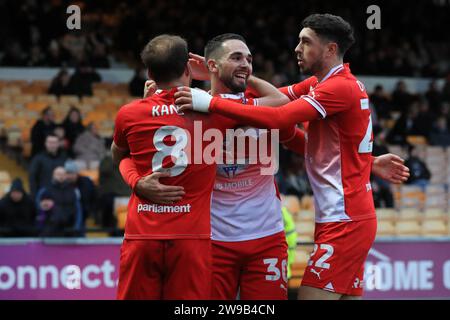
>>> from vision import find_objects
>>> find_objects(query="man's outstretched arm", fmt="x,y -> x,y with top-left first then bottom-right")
175,87 -> 321,130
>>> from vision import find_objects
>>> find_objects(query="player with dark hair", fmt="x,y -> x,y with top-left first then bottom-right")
119,33 -> 302,300
112,34 -> 290,299
174,14 -> 410,300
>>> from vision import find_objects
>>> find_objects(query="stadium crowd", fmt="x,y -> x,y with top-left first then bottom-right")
1,0 -> 449,78
1,0 -> 450,237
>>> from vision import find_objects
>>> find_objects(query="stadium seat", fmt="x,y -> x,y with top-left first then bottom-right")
398,208 -> 423,221
282,195 -> 301,215
300,195 -> 315,211
0,171 -> 11,183
399,185 -> 425,210
424,184 -> 447,210
13,94 -> 34,104
295,221 -> 315,242
59,95 -> 80,105
79,169 -> 99,185
1,86 -> 21,95
422,220 -> 449,236
25,101 -> 50,112
296,210 -> 315,222
81,96 -> 102,106
376,208 -> 397,221
395,220 -> 422,237
387,145 -> 408,160
406,135 -> 427,147
376,220 -> 396,237
114,196 -> 130,229
289,249 -> 311,289
35,94 -> 57,104
424,208 -> 449,221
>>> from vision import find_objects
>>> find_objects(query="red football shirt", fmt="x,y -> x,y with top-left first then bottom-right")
207,64 -> 376,222
113,88 -> 237,240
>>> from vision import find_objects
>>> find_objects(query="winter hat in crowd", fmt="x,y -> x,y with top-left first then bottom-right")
64,160 -> 79,174
10,178 -> 25,193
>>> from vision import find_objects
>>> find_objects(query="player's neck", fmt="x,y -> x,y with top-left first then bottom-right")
156,80 -> 186,91
315,59 -> 343,82
210,77 -> 233,96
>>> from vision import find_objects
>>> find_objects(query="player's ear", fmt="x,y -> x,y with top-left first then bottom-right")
327,42 -> 338,57
184,63 -> 191,77
207,59 -> 218,73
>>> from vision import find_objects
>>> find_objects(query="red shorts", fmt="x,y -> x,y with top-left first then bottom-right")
301,218 -> 377,296
117,238 -> 211,300
212,231 -> 288,300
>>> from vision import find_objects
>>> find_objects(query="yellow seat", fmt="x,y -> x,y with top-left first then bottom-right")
25,101 -> 49,112
296,210 -> 315,222
398,208 -> 423,221
376,220 -> 396,237
0,171 -> 11,183
376,208 -> 397,221
79,169 -> 99,185
422,220 -> 449,236
395,220 -> 422,237
296,221 -> 315,242
113,197 -> 130,229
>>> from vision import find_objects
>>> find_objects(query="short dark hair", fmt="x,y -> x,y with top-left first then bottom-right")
302,14 -> 355,57
140,34 -> 189,83
204,33 -> 247,60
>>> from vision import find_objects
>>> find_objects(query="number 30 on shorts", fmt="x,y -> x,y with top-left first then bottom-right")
263,258 -> 288,282
308,244 -> 334,269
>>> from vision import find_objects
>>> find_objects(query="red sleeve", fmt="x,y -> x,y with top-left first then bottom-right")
305,79 -> 352,117
113,107 -> 129,150
281,127 -> 305,155
119,157 -> 141,190
244,86 -> 260,99
209,96 -> 320,130
278,76 -> 317,101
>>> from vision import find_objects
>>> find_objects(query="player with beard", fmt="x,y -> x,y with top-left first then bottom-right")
174,14 -> 410,300
120,32 -> 409,300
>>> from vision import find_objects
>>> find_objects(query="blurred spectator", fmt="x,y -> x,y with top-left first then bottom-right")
425,80 -> 443,114
371,127 -> 394,208
277,152 -> 312,199
62,107 -> 85,153
415,100 -> 436,139
30,106 -> 56,157
73,122 -> 106,163
53,125 -> 70,154
391,81 -> 414,113
97,151 -> 131,229
67,63 -> 101,96
404,145 -> 431,189
35,167 -> 83,237
48,69 -> 72,96
47,40 -> 67,67
0,1 -> 448,78
128,68 -> 147,97
386,103 -> 421,145
429,116 -> 450,147
65,160 -> 97,223
370,85 -> 392,120
0,41 -> 27,66
0,178 -> 36,237
29,134 -> 68,197
28,45 -> 46,66
442,74 -> 450,103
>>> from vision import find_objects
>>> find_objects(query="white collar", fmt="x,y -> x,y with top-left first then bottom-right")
320,63 -> 344,83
